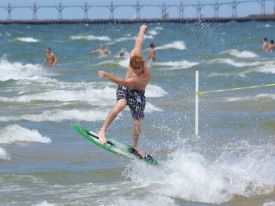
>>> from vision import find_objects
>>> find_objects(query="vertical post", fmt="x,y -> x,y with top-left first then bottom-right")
195,70 -> 199,138
7,3 -> 12,20
84,2 -> 88,20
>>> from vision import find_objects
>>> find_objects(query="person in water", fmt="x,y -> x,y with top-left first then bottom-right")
92,43 -> 111,56
42,48 -> 57,67
148,43 -> 156,62
262,38 -> 269,52
267,40 -> 275,52
119,48 -> 126,58
97,25 -> 151,159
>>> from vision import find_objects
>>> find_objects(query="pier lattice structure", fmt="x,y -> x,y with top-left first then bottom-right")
0,0 -> 275,20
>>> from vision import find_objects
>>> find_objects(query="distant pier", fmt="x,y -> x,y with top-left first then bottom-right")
1,15 -> 275,25
1,0 -> 275,24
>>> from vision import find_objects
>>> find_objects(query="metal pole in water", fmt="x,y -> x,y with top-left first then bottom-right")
195,70 -> 200,138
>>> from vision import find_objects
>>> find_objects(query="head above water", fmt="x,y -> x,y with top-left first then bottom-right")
150,43 -> 155,48
130,55 -> 145,70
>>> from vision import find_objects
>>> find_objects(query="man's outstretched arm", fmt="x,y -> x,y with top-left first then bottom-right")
131,25 -> 147,56
98,71 -> 135,88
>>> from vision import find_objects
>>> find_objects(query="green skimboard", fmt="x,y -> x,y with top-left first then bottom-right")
72,124 -> 158,165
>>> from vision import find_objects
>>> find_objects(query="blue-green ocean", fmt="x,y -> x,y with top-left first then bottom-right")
0,22 -> 275,206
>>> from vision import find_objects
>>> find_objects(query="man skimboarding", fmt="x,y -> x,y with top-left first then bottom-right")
97,25 -> 151,159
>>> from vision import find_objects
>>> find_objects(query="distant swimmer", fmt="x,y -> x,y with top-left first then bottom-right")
148,43 -> 156,62
267,40 -> 275,52
92,43 -> 111,56
262,38 -> 269,52
42,48 -> 57,67
97,25 -> 152,159
119,48 -> 126,58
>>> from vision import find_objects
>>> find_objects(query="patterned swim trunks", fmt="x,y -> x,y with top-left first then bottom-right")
116,86 -> 146,119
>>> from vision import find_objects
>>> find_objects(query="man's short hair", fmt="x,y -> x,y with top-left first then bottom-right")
130,55 -> 145,70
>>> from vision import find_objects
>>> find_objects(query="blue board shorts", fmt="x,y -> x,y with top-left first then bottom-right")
116,86 -> 146,120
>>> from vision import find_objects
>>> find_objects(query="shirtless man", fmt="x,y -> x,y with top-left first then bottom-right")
98,25 -> 150,158
268,40 -> 275,52
148,43 -> 156,62
262,38 -> 269,52
92,43 -> 111,56
42,48 -> 57,67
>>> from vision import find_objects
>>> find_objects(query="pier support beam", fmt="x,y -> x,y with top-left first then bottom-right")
109,2 -> 115,19
179,1 -> 185,18
56,2 -> 65,20
82,2 -> 92,20
260,0 -> 266,15
32,3 -> 38,20
214,0 -> 219,18
7,3 -> 12,20
135,1 -> 141,19
197,1 -> 202,19
232,0 -> 237,17
161,2 -> 168,19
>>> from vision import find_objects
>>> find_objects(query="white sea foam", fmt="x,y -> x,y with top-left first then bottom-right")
209,58 -> 261,68
148,26 -> 162,36
262,24 -> 271,28
0,124 -> 51,144
155,41 -> 186,51
16,37 -> 39,43
70,34 -> 110,41
0,105 -> 161,122
148,30 -> 158,36
0,87 -> 115,105
144,34 -> 154,39
118,55 -> 130,68
116,195 -> 175,206
224,93 -> 275,102
0,109 -> 107,122
127,143 -> 275,204
0,83 -> 166,105
156,26 -> 163,30
146,85 -> 168,97
222,49 -> 258,58
113,36 -> 135,43
255,61 -> 275,74
263,201 -> 275,206
33,201 -> 56,206
0,58 -> 52,81
155,60 -> 198,69
0,147 -> 11,160
145,102 -> 163,112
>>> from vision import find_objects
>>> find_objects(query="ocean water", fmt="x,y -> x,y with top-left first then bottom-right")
0,22 -> 275,206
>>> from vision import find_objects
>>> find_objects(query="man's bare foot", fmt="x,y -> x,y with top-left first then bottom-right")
133,145 -> 146,158
98,130 -> 107,144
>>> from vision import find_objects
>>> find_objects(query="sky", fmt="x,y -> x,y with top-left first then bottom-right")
0,0 -> 274,20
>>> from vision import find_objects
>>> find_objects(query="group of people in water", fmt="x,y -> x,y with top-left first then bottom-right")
43,40 -> 157,67
262,37 -> 275,52
91,42 -> 157,62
